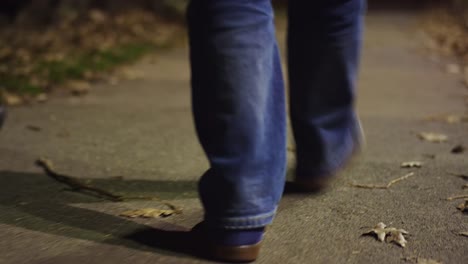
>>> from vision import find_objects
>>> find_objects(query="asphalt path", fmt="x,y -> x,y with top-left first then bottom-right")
0,10 -> 467,264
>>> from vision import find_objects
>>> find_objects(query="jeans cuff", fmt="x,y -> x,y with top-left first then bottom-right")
204,207 -> 277,230
296,126 -> 362,179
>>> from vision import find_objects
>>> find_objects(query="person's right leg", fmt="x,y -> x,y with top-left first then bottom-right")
288,0 -> 366,189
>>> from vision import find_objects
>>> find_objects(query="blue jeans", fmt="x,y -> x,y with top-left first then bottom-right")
187,0 -> 365,229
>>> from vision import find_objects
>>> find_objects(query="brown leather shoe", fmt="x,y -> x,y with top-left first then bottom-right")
191,222 -> 264,263
294,176 -> 336,192
210,242 -> 262,263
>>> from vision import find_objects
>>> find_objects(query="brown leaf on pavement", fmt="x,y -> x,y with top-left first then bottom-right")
89,9 -> 108,24
451,145 -> 465,154
418,132 -> 448,143
447,172 -> 468,180
120,208 -> 176,218
416,258 -> 443,264
403,256 -> 443,264
117,67 -> 146,81
68,80 -> 91,96
424,114 -> 468,124
446,63 -> 460,74
363,222 -> 409,248
446,194 -> 468,201
26,125 -> 41,132
1,91 -> 24,106
35,93 -> 48,103
457,200 -> 467,213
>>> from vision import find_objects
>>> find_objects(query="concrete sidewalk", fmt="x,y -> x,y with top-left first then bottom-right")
1,10 -> 467,264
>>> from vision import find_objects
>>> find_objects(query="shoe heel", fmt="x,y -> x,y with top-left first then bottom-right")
212,242 -> 262,263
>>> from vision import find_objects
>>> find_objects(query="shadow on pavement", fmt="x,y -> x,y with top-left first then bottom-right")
0,170 -> 200,260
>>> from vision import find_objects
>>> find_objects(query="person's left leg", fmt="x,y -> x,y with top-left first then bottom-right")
188,0 -> 286,229
187,0 -> 286,260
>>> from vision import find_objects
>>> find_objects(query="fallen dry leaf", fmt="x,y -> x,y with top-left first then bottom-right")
35,93 -> 48,103
447,194 -> 468,201
422,154 -> 436,159
402,256 -> 443,264
1,91 -> 23,106
425,114 -> 468,124
401,161 -> 423,168
68,80 -> 91,96
446,63 -> 461,74
120,208 -> 176,218
386,230 -> 408,248
459,232 -> 468,237
451,145 -> 465,154
117,67 -> 145,81
418,132 -> 448,143
447,172 -> 468,180
363,222 -> 409,247
26,125 -> 41,132
417,258 -> 443,264
457,200 -> 467,213
89,9 -> 108,24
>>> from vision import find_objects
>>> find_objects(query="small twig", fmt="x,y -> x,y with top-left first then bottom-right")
351,183 -> 388,189
446,194 -> 468,201
36,158 -> 123,201
35,158 -> 182,213
352,172 -> 415,189
447,171 -> 468,181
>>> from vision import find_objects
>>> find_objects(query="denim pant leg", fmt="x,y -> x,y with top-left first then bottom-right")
187,0 -> 287,229
288,0 -> 366,179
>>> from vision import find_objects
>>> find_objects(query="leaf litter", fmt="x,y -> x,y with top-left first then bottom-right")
120,208 -> 176,218
416,258 -> 443,264
447,172 -> 468,181
401,162 -> 423,168
35,158 -> 182,216
417,132 -> 448,143
362,222 -> 409,248
445,172 -> 468,201
446,194 -> 468,201
457,200 -> 467,213
451,145 -> 465,154
352,172 -> 414,189
424,114 -> 468,124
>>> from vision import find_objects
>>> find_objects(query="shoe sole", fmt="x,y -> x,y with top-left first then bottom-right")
210,242 -> 262,263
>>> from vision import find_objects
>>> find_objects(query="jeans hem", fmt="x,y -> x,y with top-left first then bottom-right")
296,120 -> 364,179
204,207 -> 277,229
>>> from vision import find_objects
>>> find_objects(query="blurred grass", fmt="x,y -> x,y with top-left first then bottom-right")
38,43 -> 154,83
1,43 -> 155,95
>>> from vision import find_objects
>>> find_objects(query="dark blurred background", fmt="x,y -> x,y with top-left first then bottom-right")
0,0 -> 466,104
